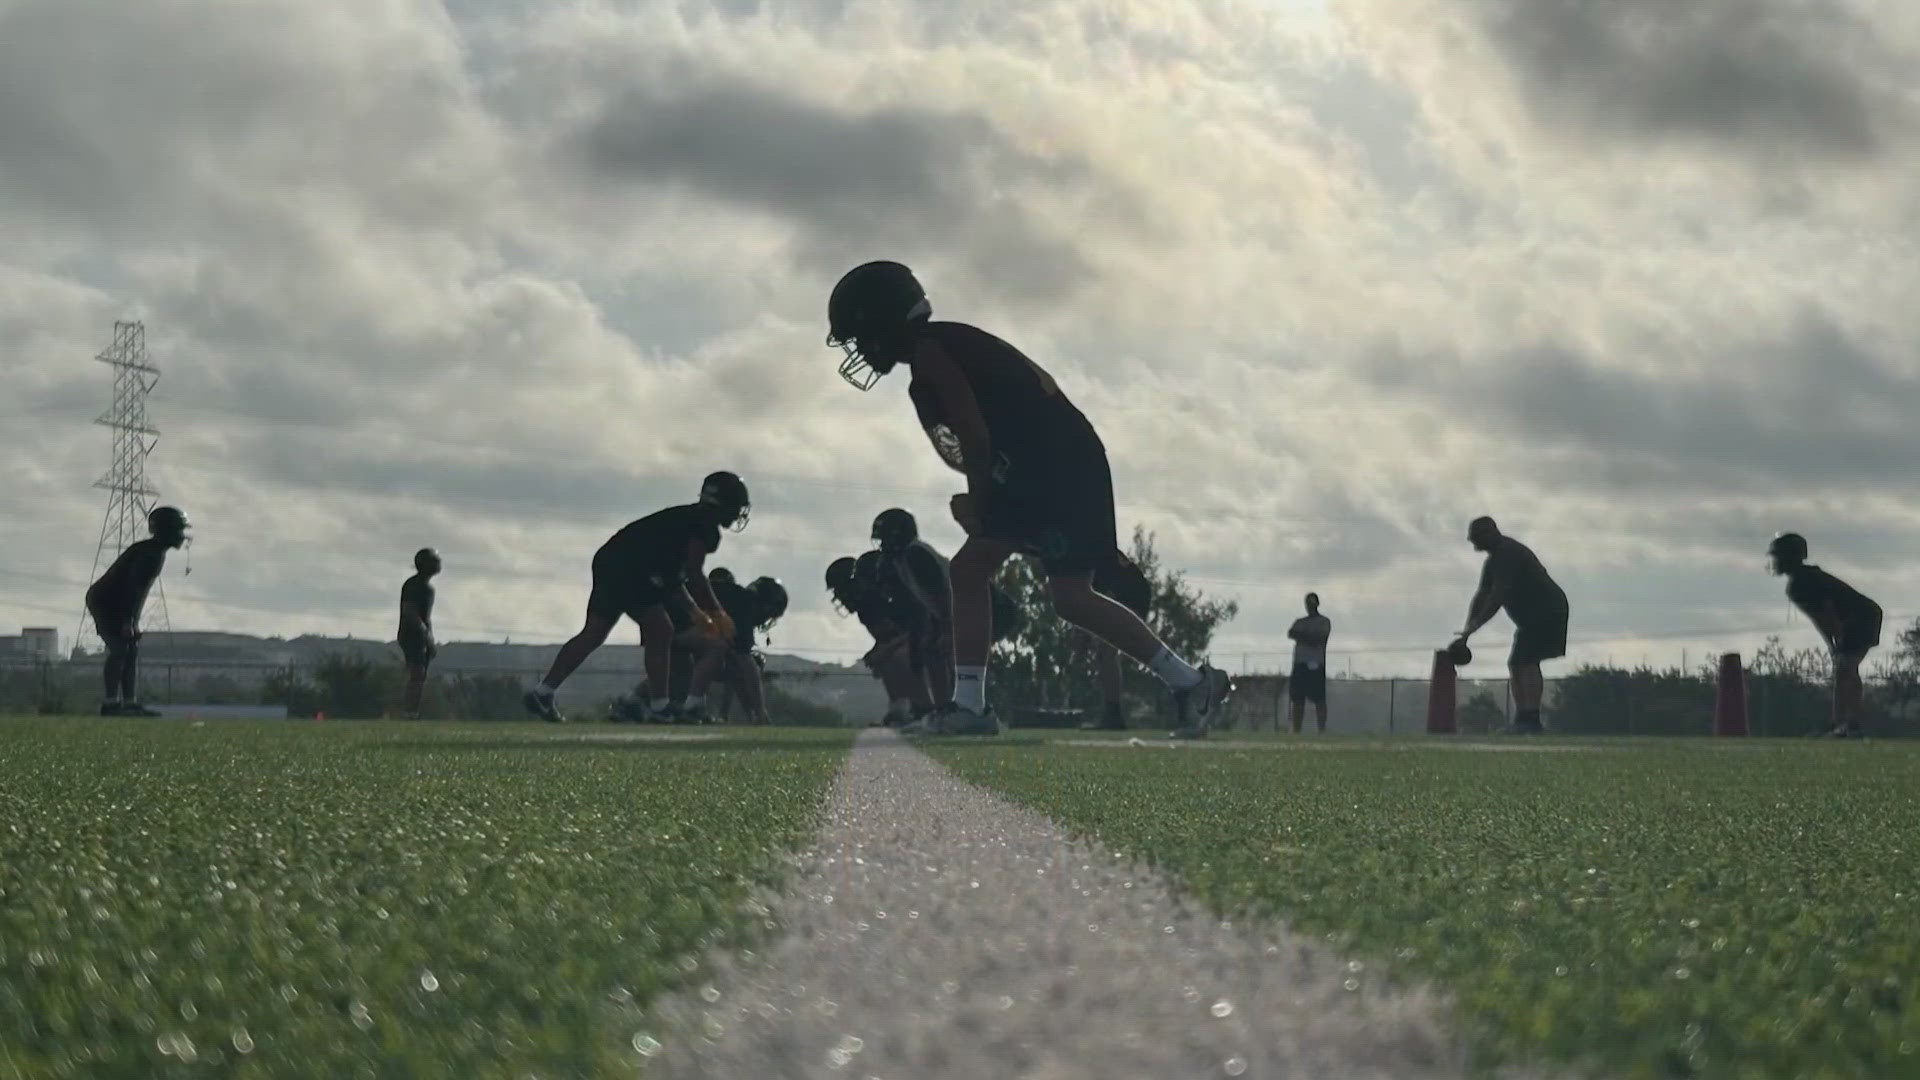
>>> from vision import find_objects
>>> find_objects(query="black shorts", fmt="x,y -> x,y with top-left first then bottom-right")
1093,558 -> 1151,618
1510,609 -> 1569,666
587,548 -> 674,624
979,427 -> 1118,575
1836,611 -> 1882,661
399,631 -> 435,668
1289,662 -> 1327,704
88,602 -> 138,651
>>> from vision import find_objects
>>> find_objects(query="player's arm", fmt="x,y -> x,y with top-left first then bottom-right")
1286,619 -> 1302,643
1460,561 -> 1505,638
912,340 -> 994,495
1299,620 -> 1330,648
1811,599 -> 1845,647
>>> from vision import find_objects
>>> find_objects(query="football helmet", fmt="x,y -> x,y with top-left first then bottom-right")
827,261 -> 930,390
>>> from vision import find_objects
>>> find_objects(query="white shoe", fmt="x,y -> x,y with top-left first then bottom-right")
936,704 -> 1001,736
1172,665 -> 1233,735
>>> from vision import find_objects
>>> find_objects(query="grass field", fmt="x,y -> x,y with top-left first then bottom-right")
929,734 -> 1920,1079
0,717 -> 847,1077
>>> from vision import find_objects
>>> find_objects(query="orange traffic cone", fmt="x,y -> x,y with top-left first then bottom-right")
1713,653 -> 1748,737
1426,650 -> 1457,734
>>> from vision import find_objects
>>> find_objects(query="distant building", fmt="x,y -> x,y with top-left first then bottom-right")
0,627 -> 59,662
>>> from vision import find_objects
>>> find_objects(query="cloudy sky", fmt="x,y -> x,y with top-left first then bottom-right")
3,0 -> 1917,676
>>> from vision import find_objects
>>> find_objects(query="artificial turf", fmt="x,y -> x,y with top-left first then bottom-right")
0,716 -> 847,1078
929,735 -> 1920,1080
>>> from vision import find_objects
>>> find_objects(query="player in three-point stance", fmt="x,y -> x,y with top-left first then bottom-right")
827,553 -> 931,725
523,472 -> 751,723
1451,517 -> 1568,735
870,508 -> 955,705
85,506 -> 190,717
699,570 -> 788,724
827,261 -> 1232,737
397,547 -> 441,720
1768,532 -> 1881,739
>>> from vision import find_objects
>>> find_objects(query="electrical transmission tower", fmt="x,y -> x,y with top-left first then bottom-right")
79,321 -> 168,650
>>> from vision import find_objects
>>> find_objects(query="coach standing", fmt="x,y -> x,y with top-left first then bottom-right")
1451,517 -> 1568,735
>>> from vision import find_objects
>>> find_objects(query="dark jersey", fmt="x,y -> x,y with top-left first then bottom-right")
399,574 -> 435,637
908,321 -> 1100,479
599,504 -> 721,583
86,537 -> 168,619
1785,565 -> 1880,630
1477,536 -> 1567,625
879,539 -> 951,623
712,579 -> 762,651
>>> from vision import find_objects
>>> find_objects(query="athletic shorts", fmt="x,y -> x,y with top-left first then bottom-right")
1835,611 -> 1882,662
1289,662 -> 1327,705
399,631 -> 435,668
87,602 -> 138,651
587,548 -> 674,624
1509,608 -> 1570,666
1093,558 -> 1152,618
978,428 -> 1118,575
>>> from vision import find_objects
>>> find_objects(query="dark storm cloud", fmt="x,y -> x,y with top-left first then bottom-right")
1368,311 -> 1919,488
577,76 -> 1098,298
1479,0 -> 1914,159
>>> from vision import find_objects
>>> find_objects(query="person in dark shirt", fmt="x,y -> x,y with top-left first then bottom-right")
828,261 -> 1232,737
1079,550 -> 1153,731
1286,592 -> 1332,734
1452,517 -> 1569,735
85,506 -> 189,717
1770,532 -> 1881,738
827,553 -> 930,725
523,472 -> 750,723
397,548 -> 441,719
871,508 -> 955,703
697,571 -> 788,724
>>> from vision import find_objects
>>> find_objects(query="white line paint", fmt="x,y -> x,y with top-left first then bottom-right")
638,729 -> 1544,1079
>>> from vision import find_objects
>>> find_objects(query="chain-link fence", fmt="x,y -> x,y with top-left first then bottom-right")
7,656 -> 1914,736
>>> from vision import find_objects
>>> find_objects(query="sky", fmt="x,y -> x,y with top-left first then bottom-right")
2,0 -> 1917,676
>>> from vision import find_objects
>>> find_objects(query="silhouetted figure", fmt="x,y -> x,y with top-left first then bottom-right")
86,506 -> 189,717
523,473 -> 750,724
828,261 -> 1231,737
398,548 -> 440,719
1288,593 -> 1331,733
1769,532 -> 1880,738
1453,517 -> 1568,735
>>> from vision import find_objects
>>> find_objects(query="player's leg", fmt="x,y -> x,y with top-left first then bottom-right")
731,652 -> 769,723
403,664 -> 427,717
1833,655 -> 1864,735
1290,697 -> 1304,734
939,535 -> 1019,723
95,613 -> 127,715
1507,661 -> 1544,733
682,636 -> 728,721
1098,641 -> 1125,729
1047,574 -> 1231,736
117,634 -> 156,715
1314,693 -> 1328,733
522,576 -> 625,718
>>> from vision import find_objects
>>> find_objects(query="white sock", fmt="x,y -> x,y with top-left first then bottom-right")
684,694 -> 705,709
534,682 -> 556,697
1149,648 -> 1204,690
953,665 -> 987,712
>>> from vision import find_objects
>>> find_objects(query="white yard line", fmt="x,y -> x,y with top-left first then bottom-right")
638,729 -> 1524,1079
